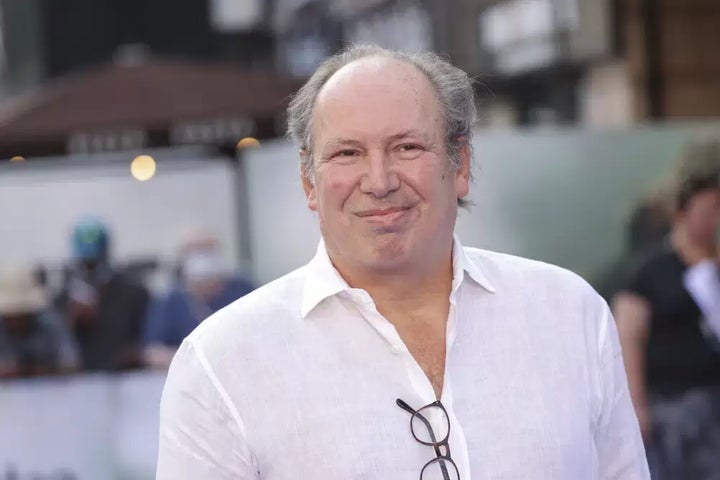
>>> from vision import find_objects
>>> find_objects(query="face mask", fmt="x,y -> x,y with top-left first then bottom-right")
182,249 -> 226,284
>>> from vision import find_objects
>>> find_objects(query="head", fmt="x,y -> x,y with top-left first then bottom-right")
673,137 -> 720,248
287,45 -> 475,275
627,193 -> 672,252
178,230 -> 227,298
71,218 -> 110,272
674,177 -> 720,248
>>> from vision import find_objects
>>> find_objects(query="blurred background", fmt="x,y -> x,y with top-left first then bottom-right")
0,0 -> 719,479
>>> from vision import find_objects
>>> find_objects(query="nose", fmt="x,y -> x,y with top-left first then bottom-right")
359,150 -> 400,198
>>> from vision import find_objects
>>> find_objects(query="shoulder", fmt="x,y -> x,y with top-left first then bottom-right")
186,265 -> 308,351
462,246 -> 611,334
224,275 -> 255,296
156,285 -> 188,304
464,246 -> 596,298
148,287 -> 187,317
631,244 -> 676,273
620,243 -> 676,293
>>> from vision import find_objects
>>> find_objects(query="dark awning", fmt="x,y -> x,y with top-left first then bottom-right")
0,58 -> 302,158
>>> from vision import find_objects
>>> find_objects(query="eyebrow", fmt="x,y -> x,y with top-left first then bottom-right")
323,130 -> 431,151
323,138 -> 365,151
387,129 -> 430,143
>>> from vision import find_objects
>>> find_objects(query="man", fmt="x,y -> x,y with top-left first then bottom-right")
0,267 -> 78,378
144,230 -> 254,368
56,218 -> 149,371
158,45 -> 649,479
614,137 -> 720,478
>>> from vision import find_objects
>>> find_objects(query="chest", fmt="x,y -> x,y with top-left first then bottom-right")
394,320 -> 447,396
235,310 -> 595,479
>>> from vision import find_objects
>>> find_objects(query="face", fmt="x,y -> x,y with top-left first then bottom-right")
681,188 -> 720,247
302,57 -> 470,275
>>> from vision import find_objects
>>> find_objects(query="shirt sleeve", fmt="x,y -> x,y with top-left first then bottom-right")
156,340 -> 259,480
594,302 -> 651,479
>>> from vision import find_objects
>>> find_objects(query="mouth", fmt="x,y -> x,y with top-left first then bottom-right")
354,206 -> 414,229
355,206 -> 410,218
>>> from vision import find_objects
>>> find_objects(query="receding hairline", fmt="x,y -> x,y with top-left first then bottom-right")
309,54 -> 446,151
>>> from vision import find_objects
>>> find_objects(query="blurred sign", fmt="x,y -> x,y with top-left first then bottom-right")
476,0 -> 613,75
66,118 -> 254,154
479,0 -> 570,74
170,118 -> 254,146
68,129 -> 148,155
209,0 -> 263,32
345,3 -> 432,52
0,372 -> 165,480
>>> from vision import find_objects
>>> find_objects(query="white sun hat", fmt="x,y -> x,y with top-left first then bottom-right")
0,268 -> 47,316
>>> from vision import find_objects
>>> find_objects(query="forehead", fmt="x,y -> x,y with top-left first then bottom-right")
312,57 -> 443,145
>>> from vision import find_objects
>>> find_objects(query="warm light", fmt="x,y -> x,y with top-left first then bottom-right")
236,137 -> 260,150
10,156 -> 25,162
130,155 -> 156,181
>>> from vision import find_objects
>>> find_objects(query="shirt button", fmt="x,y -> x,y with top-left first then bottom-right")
390,345 -> 402,355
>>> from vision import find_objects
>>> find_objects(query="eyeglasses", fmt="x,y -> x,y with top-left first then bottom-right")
396,398 -> 460,480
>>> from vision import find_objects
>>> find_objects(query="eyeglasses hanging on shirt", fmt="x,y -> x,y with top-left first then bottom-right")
397,398 -> 460,480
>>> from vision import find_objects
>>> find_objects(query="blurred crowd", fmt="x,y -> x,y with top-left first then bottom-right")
606,136 -> 720,479
0,220 -> 253,379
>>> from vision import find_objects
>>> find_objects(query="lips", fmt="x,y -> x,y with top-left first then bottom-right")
355,206 -> 409,217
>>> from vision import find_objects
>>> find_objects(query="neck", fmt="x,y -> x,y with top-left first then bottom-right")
331,248 -> 455,317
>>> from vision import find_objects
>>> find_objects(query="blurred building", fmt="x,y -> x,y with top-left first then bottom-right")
0,0 -> 273,100
273,0 -> 720,128
0,0 -> 303,157
1,0 -> 719,137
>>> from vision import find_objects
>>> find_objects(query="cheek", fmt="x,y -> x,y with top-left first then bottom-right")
316,167 -> 360,209
688,210 -> 718,236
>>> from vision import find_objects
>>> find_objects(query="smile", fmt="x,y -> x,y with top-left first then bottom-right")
354,206 -> 413,228
355,207 -> 409,218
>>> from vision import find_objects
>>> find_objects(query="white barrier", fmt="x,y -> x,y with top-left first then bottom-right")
0,371 -> 165,480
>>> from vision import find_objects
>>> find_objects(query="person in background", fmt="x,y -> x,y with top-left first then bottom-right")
0,267 -> 78,378
613,136 -> 720,479
596,190 -> 672,302
143,231 -> 254,368
56,218 -> 149,371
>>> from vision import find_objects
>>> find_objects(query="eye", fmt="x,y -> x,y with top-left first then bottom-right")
396,143 -> 424,158
399,144 -> 421,152
336,149 -> 360,157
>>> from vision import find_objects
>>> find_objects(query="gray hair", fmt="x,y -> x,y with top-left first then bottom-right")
286,44 -> 477,184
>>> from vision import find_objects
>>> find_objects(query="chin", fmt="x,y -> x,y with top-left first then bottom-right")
365,236 -> 414,268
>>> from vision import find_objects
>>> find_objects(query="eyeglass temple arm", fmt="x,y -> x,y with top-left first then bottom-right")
396,399 -> 439,443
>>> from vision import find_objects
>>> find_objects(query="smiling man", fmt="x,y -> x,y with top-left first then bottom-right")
157,45 -> 650,479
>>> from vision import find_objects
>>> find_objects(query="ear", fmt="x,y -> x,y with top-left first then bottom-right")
454,138 -> 471,200
300,151 -> 318,211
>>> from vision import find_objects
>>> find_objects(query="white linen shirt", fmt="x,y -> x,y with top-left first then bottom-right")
157,239 -> 650,480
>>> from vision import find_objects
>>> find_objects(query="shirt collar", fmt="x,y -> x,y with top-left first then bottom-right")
300,236 -> 496,318
452,235 -> 496,294
300,239 -> 351,318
